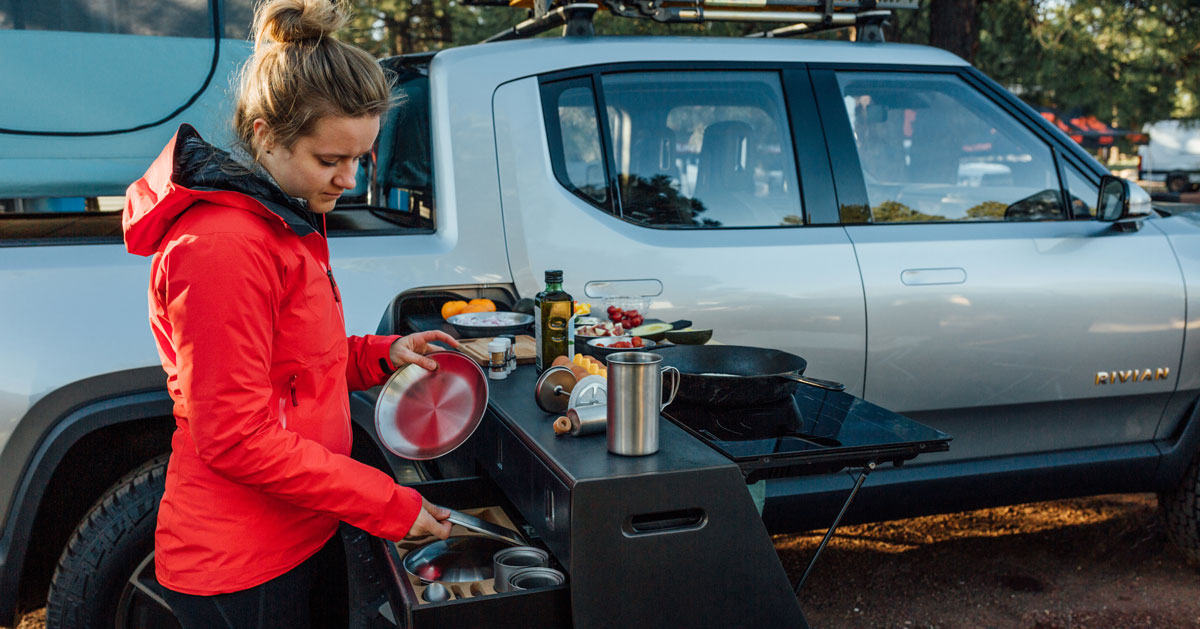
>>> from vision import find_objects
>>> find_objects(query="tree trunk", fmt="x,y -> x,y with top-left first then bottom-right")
929,0 -> 979,63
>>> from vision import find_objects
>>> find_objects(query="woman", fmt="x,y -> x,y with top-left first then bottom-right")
122,0 -> 453,625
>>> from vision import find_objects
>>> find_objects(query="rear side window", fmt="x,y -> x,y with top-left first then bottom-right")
542,70 -> 804,229
836,72 -> 1065,223
542,78 -> 609,208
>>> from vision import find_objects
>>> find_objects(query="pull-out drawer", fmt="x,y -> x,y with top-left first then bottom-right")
375,476 -> 571,628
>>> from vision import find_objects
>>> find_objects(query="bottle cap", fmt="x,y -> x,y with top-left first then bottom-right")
488,339 -> 506,353
545,270 -> 563,284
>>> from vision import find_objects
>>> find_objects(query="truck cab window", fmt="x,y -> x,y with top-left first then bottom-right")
599,71 -> 802,228
542,78 -> 610,209
837,72 -> 1065,224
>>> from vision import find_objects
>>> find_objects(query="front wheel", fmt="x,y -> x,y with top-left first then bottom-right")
46,454 -> 180,629
1160,451 -> 1200,568
1166,173 -> 1189,194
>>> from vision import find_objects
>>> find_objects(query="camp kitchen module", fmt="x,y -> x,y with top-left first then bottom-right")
356,311 -> 950,628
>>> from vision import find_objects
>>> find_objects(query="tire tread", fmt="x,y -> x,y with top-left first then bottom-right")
46,454 -> 169,629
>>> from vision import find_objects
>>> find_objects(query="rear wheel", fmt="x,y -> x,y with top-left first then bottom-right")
1166,173 -> 1189,194
46,454 -> 180,629
1160,451 -> 1200,568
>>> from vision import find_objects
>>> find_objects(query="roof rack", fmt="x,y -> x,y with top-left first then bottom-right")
476,0 -> 917,43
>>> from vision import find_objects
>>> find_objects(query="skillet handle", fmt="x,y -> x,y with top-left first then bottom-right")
778,371 -> 846,391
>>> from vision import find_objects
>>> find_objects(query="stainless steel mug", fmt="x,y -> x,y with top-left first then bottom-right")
605,352 -> 680,456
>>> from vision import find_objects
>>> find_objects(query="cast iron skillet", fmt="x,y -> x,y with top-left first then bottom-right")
653,344 -> 844,407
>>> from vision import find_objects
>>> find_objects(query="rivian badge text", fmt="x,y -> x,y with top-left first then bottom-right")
1095,368 -> 1170,385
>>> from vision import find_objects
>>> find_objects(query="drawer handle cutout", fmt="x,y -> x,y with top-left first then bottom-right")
623,508 -> 707,536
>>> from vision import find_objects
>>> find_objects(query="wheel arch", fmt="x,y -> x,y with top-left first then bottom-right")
0,366 -> 173,624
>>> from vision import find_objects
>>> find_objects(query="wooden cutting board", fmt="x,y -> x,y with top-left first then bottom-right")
459,335 -> 536,366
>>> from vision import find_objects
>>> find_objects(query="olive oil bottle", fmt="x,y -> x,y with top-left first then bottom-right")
534,270 -> 573,372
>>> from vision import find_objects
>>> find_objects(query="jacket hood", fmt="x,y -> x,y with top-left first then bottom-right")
124,124 -> 319,256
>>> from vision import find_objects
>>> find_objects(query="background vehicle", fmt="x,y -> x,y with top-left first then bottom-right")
3,3 -> 1199,627
1139,119 -> 1200,194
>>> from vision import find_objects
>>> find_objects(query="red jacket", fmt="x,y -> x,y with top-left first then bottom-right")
123,125 -> 422,595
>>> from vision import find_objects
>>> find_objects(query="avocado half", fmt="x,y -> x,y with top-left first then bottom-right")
663,328 -> 713,345
629,322 -> 672,341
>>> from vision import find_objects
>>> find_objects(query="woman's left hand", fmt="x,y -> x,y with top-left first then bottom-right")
390,331 -> 460,371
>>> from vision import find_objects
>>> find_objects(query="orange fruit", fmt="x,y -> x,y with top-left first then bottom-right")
461,303 -> 490,314
441,300 -> 468,320
467,298 -> 496,312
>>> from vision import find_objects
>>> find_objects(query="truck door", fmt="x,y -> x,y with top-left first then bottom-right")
817,68 -> 1185,462
492,68 -> 866,392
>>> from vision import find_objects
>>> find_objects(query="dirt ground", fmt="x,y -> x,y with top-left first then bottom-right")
778,493 -> 1200,628
7,493 -> 1200,628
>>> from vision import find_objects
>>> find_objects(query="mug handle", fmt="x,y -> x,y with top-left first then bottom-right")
660,366 -> 680,410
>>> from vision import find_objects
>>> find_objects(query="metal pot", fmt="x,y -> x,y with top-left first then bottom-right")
654,345 -> 843,406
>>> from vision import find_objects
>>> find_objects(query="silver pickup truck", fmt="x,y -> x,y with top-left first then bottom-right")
2,4 -> 1198,627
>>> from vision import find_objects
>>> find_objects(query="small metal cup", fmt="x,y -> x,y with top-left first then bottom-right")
507,566 -> 566,591
493,546 -> 549,593
605,352 -> 680,456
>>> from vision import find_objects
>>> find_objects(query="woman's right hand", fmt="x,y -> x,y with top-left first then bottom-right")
408,497 -> 453,539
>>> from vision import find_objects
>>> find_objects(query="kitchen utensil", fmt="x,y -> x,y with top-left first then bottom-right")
605,352 -> 680,456
492,547 -> 550,593
553,375 -> 608,436
447,311 -> 534,338
444,508 -> 525,546
404,536 -> 511,583
556,403 -> 607,437
567,375 -> 606,409
506,567 -> 566,591
421,582 -> 451,603
375,351 -> 489,460
534,366 -> 577,413
654,344 -> 843,407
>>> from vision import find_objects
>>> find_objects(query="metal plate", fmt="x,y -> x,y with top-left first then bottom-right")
444,508 -> 525,546
375,351 -> 489,460
403,536 -> 511,583
447,311 -> 534,338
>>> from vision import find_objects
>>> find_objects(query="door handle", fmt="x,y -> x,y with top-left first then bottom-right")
900,268 -> 967,286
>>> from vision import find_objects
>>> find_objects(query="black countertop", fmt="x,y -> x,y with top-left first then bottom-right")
482,364 -> 734,486
411,313 -> 949,484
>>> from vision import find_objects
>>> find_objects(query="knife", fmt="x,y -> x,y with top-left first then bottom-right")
442,508 -> 525,546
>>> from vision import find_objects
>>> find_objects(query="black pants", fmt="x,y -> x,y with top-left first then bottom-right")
161,535 -> 347,629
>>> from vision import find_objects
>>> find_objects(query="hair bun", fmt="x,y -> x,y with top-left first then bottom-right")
254,0 -> 347,47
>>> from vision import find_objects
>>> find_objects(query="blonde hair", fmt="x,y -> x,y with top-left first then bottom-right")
233,0 -> 390,155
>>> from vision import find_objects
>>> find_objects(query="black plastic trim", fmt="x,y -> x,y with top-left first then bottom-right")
1154,396 -> 1200,489
808,68 -> 872,222
590,70 -> 624,219
782,68 -> 838,224
763,441 -> 1166,533
0,366 -> 171,625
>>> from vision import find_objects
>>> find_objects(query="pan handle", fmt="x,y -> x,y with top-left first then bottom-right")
778,371 -> 846,391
